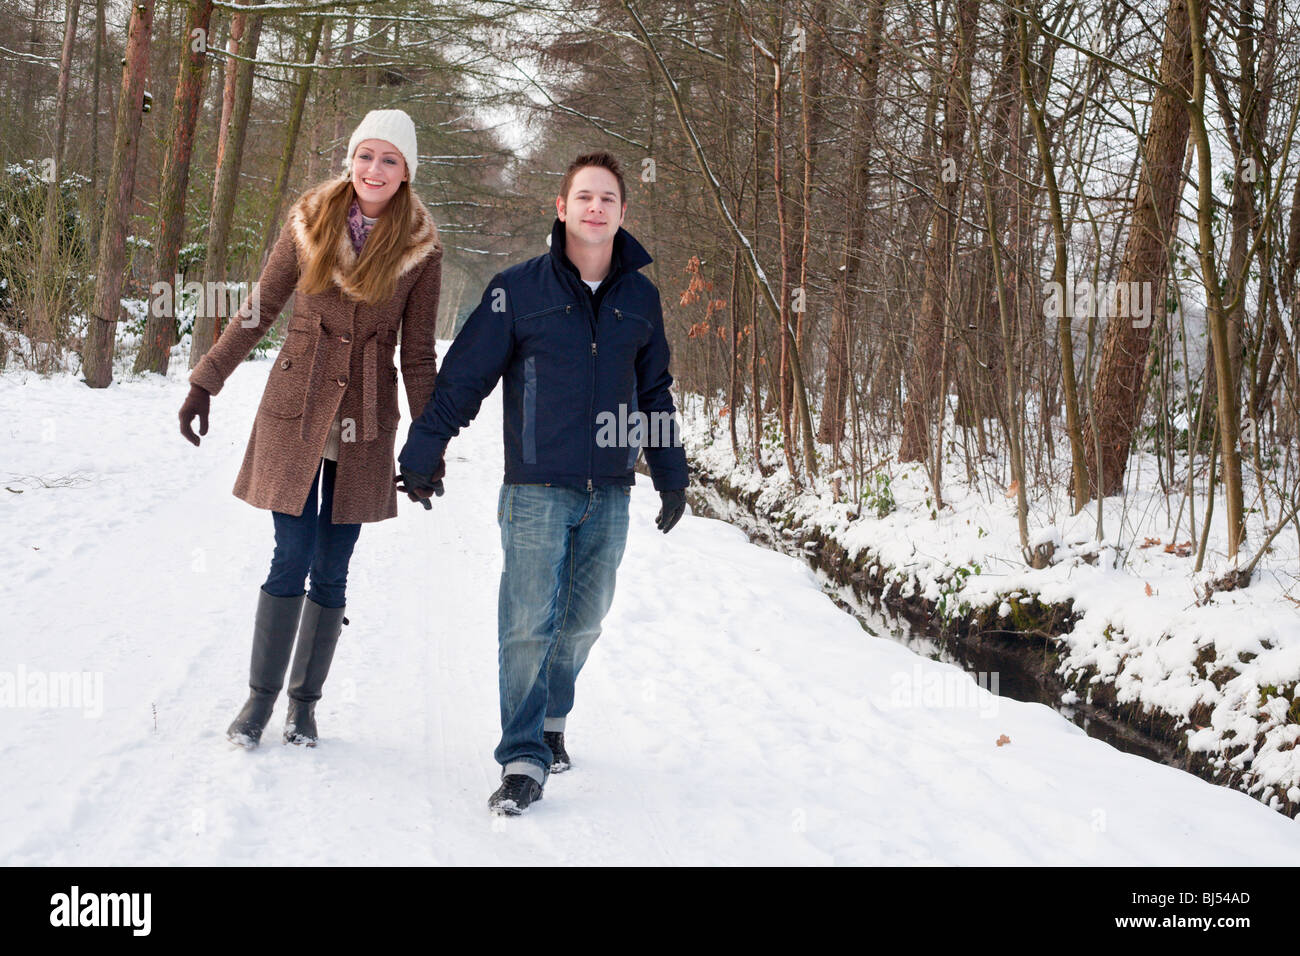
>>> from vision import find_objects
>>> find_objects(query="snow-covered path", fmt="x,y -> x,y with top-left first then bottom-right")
3,354 -> 1298,865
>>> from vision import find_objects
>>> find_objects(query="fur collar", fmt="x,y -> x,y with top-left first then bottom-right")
288,178 -> 441,299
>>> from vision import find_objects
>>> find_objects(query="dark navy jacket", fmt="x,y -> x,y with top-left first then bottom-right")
399,220 -> 689,492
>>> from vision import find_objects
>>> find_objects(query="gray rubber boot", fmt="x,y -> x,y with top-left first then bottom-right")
283,597 -> 347,746
227,589 -> 306,748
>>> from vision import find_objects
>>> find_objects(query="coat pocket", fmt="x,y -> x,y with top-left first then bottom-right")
280,309 -> 321,357
610,307 -> 653,349
613,306 -> 651,329
516,302 -> 578,323
261,352 -> 308,419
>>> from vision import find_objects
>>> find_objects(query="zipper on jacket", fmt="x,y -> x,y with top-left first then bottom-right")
586,319 -> 596,493
585,282 -> 627,493
562,263 -> 624,495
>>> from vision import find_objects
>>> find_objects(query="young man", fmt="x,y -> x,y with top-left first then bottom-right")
397,152 -> 688,815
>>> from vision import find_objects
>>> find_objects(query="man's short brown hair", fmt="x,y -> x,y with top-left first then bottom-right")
559,151 -> 626,205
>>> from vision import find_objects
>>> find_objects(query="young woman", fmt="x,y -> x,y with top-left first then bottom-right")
177,109 -> 445,748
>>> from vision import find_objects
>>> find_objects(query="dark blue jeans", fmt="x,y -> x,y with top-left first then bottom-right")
494,482 -> 630,784
263,458 -> 362,609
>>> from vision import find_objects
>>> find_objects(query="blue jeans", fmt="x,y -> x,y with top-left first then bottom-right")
263,458 -> 362,609
494,482 -> 631,784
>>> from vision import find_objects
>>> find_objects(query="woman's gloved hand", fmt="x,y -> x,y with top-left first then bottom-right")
179,384 -> 211,446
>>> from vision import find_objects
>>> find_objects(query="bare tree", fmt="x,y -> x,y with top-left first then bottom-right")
135,0 -> 216,375
82,0 -> 155,388
1081,0 -> 1197,499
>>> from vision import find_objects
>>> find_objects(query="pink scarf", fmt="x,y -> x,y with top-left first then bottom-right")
347,200 -> 376,255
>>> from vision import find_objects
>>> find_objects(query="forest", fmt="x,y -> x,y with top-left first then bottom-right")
2,0 -> 1298,583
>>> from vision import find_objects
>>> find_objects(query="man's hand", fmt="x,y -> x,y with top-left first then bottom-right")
655,488 -> 686,534
179,384 -> 210,446
395,463 -> 445,510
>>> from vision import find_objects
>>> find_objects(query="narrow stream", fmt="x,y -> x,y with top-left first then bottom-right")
687,483 -> 1176,767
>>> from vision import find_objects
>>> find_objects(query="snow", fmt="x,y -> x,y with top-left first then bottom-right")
683,394 -> 1300,816
2,350 -> 1299,864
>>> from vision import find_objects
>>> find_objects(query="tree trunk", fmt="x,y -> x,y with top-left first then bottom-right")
1081,0 -> 1196,498
750,41 -> 766,471
899,0 -> 980,463
190,0 -> 265,369
729,246 -> 741,460
330,17 -> 357,173
35,0 -> 81,337
89,0 -> 108,248
81,0 -> 155,388
1187,0 -> 1245,557
307,17 -> 333,183
1018,5 -> 1088,511
818,0 -> 883,446
18,0 -> 47,161
134,0 -> 215,375
214,6 -> 244,175
768,42 -> 798,478
260,16 -> 325,267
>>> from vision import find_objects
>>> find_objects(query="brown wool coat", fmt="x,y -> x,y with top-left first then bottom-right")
190,180 -> 442,523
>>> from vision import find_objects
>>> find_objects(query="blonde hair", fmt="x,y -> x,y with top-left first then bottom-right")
298,177 -> 415,305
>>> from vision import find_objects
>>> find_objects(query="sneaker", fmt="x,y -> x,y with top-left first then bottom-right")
544,730 -> 571,773
489,774 -> 544,815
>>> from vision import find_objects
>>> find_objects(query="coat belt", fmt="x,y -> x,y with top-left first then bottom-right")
360,327 -> 381,443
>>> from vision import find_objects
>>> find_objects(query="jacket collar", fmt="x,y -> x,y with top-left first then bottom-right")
548,218 -> 651,288
289,178 -> 441,300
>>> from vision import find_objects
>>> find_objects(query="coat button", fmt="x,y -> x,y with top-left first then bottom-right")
616,309 -> 623,320
337,376 -> 348,387
565,305 -> 571,313
280,359 -> 291,369
341,333 -> 352,344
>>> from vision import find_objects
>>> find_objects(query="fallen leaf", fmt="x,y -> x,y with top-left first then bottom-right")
1144,582 -> 1154,596
1004,480 -> 1019,499
996,734 -> 1011,747
1140,537 -> 1161,549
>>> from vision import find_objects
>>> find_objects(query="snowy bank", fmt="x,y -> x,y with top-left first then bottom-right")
681,399 -> 1300,820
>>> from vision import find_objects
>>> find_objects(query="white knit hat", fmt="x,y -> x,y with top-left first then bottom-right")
345,109 -> 418,184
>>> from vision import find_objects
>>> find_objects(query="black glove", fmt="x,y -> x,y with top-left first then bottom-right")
395,463 -> 445,510
178,384 -> 210,446
655,488 -> 686,534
